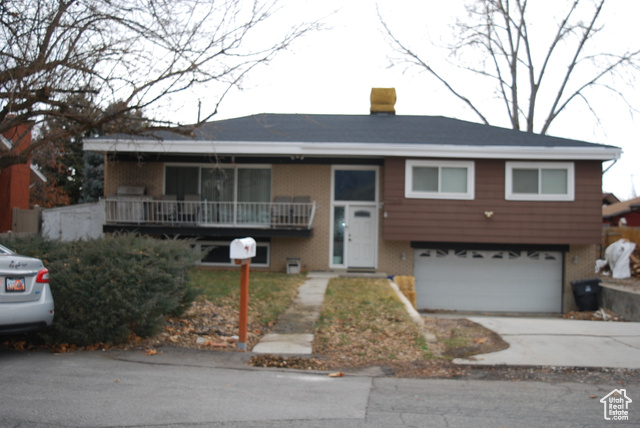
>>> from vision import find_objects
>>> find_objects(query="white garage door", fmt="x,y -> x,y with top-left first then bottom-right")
414,249 -> 563,313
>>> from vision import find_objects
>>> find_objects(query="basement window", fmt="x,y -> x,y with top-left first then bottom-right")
195,241 -> 270,267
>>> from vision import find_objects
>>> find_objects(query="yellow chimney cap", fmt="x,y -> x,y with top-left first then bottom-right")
370,88 -> 396,115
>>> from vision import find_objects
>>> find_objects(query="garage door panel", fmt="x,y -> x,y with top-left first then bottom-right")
415,249 -> 562,313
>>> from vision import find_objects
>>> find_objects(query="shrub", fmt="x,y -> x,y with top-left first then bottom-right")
1,234 -> 202,346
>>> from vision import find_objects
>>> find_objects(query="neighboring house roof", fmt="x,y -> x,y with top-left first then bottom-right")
85,113 -> 621,161
603,196 -> 640,218
603,193 -> 621,205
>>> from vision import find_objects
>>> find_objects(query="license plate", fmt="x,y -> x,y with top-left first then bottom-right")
6,277 -> 26,292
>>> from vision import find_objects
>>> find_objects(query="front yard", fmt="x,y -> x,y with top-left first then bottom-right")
123,271 -> 505,375
3,268 -> 507,375
125,269 -> 307,352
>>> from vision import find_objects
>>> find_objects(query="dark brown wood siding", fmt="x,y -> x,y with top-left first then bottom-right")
382,158 -> 603,245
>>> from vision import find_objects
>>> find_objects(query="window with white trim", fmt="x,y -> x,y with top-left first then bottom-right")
196,241 -> 270,267
405,160 -> 475,200
505,162 -> 574,201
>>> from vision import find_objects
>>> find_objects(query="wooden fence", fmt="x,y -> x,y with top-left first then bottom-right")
11,206 -> 42,234
602,226 -> 640,251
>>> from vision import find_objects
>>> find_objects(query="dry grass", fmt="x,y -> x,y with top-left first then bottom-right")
313,277 -> 432,368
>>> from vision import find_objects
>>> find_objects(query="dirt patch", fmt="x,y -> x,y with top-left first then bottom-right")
421,317 -> 509,360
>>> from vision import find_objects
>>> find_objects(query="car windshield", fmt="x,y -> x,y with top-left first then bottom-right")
0,244 -> 15,255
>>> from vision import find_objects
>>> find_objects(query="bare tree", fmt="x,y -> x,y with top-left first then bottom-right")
0,0 -> 320,169
379,0 -> 640,134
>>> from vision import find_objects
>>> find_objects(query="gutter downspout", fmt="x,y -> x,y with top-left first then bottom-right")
602,159 -> 618,175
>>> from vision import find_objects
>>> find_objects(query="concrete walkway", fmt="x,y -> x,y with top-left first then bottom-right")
252,272 -> 336,354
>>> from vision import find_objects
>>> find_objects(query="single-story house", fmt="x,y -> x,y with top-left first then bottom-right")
603,196 -> 640,227
84,89 -> 622,314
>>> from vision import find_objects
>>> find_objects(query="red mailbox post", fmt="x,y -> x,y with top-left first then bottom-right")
229,238 -> 256,350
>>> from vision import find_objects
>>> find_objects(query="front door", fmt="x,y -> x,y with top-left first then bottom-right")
330,166 -> 379,270
346,206 -> 377,268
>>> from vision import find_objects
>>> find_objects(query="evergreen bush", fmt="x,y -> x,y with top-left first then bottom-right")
1,234 -> 202,346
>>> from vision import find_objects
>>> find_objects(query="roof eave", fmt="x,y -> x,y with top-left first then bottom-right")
83,140 -> 622,161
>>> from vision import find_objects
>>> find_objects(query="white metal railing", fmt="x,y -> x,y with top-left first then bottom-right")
104,197 -> 316,229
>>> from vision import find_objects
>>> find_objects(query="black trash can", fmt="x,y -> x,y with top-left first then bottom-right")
571,279 -> 601,311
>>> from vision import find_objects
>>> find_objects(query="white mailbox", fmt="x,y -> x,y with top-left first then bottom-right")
229,237 -> 257,260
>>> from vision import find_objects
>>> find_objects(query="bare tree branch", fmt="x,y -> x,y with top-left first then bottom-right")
0,0 -> 322,169
540,0 -> 606,134
377,5 -> 490,125
379,0 -> 639,135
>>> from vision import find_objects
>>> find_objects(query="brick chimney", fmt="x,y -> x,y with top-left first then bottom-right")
370,88 -> 396,115
0,122 -> 33,233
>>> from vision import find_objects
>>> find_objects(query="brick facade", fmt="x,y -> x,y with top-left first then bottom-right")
270,164 -> 332,272
104,159 -> 163,197
563,244 -> 599,312
377,240 -> 414,277
1,123 -> 32,232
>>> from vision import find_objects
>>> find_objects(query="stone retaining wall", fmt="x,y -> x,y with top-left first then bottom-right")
598,283 -> 640,322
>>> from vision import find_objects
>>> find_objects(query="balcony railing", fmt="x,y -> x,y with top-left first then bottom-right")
104,197 -> 316,229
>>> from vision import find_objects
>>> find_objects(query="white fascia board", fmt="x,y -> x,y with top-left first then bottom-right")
84,139 -> 622,161
30,164 -> 47,182
0,135 -> 12,150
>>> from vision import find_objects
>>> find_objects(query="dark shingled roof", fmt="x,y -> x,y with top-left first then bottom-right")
131,113 -> 615,149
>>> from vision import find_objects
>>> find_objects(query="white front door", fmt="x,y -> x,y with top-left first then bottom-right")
330,166 -> 379,270
346,206 -> 377,269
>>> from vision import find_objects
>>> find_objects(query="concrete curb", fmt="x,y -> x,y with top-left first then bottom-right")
388,280 -> 424,327
388,280 -> 438,343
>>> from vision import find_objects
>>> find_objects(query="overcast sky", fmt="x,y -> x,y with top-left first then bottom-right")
180,0 -> 640,200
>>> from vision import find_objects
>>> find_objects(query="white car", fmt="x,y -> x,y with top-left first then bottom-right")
0,244 -> 54,334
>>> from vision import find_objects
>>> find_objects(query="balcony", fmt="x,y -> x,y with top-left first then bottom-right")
103,197 -> 316,238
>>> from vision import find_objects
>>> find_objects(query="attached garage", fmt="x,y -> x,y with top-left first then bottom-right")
414,248 -> 563,313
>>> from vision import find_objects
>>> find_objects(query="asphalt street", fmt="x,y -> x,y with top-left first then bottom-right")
1,347 -> 638,427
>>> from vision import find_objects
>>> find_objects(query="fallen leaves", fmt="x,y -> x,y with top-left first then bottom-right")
312,278 -> 431,369
563,308 -> 625,322
196,336 -> 230,347
44,342 -> 81,353
121,299 -> 263,352
248,354 -> 329,370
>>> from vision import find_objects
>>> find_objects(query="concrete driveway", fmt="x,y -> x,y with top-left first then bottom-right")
453,316 -> 640,369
